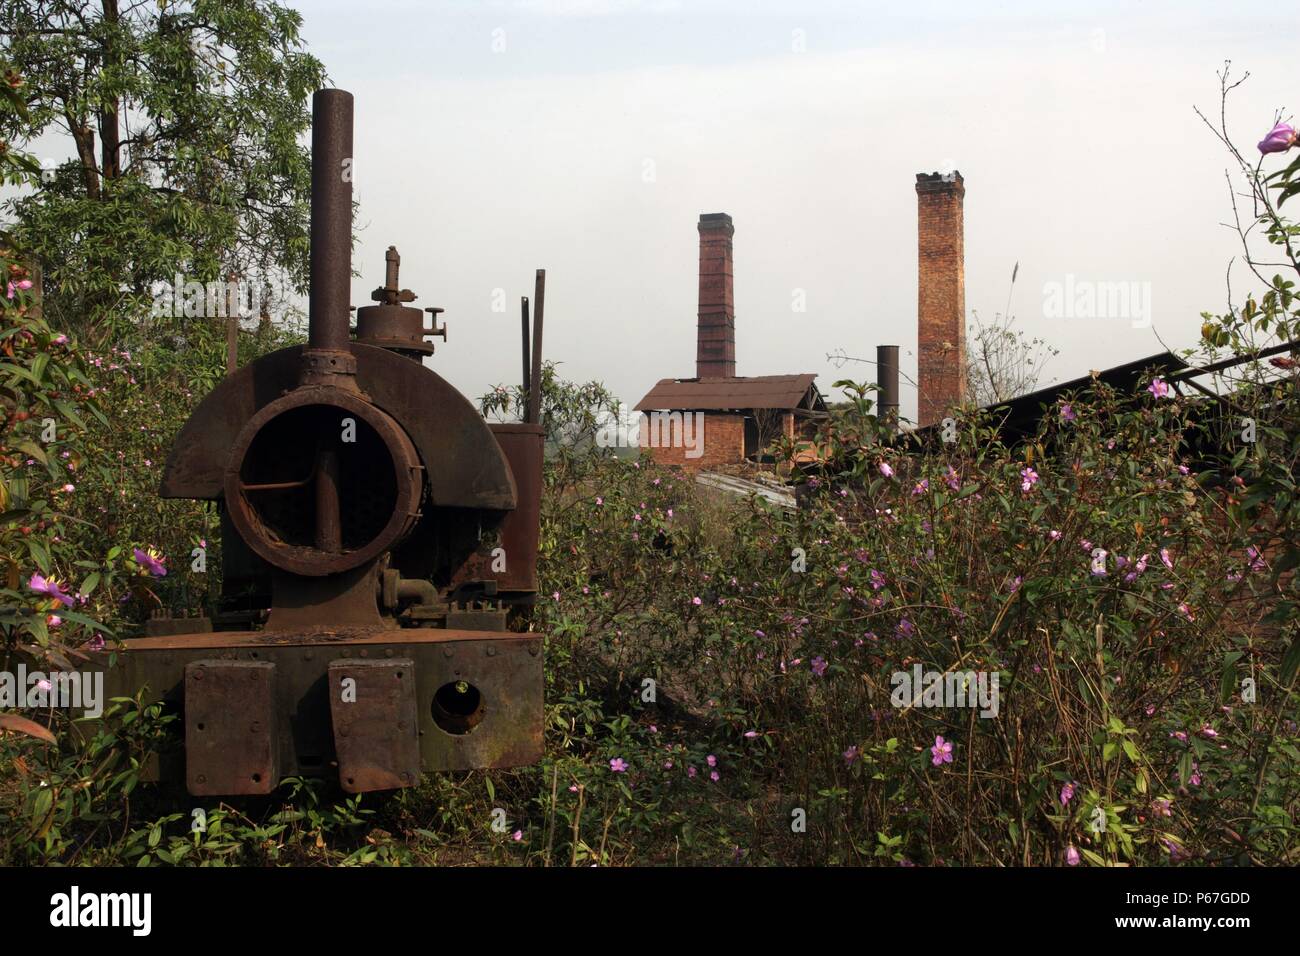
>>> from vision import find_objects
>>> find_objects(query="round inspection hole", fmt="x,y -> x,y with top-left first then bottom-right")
431,680 -> 484,735
196,723 -> 205,731
251,773 -> 262,784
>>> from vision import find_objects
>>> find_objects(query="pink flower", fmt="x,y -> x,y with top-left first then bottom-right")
1048,529 -> 1062,541
1060,781 -> 1076,806
1258,121 -> 1298,154
706,754 -> 717,767
1160,548 -> 1173,569
595,496 -> 603,506
28,573 -> 74,607
687,766 -> 697,778
930,735 -> 954,766
870,569 -> 886,590
691,596 -> 702,606
1065,846 -> 1080,866
46,615 -> 61,627
512,830 -> 523,841
878,461 -> 894,478
1147,377 -> 1170,399
944,466 -> 960,490
710,770 -> 720,782
1020,467 -> 1039,492
609,757 -> 628,772
744,730 -> 759,738
912,479 -> 928,495
1059,403 -> 1076,422
811,656 -> 828,676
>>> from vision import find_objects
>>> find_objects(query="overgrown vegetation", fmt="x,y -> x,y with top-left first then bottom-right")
0,39 -> 1297,864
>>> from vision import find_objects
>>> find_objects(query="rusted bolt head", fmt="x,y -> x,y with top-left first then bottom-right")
196,774 -> 207,784
192,669 -> 204,681
443,648 -> 453,658
487,646 -> 497,657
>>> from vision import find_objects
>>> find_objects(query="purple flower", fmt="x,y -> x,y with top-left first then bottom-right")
897,617 -> 915,638
1048,529 -> 1062,541
912,479 -> 928,496
706,754 -> 717,767
843,745 -> 859,765
1258,121 -> 1298,154
1020,467 -> 1039,492
870,569 -> 887,590
811,656 -> 828,677
86,633 -> 106,652
1065,846 -> 1080,866
1060,781 -> 1076,806
930,735 -> 954,766
691,596 -> 702,606
710,770 -> 720,782
132,547 -> 167,577
1059,403 -> 1076,422
609,757 -> 628,772
1147,377 -> 1170,399
28,573 -> 74,607
879,461 -> 894,478
1160,547 -> 1173,570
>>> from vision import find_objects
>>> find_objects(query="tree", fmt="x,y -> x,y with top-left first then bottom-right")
0,0 -> 325,342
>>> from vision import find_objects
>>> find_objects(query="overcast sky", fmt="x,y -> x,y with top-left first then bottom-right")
45,1 -> 1300,421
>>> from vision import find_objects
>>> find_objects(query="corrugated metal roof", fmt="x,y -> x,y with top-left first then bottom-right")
634,374 -> 822,411
911,350 -> 1191,445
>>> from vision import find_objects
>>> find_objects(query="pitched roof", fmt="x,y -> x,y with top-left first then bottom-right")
634,374 -> 822,412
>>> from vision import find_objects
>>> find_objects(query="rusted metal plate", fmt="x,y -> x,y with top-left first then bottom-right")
93,628 -> 543,789
328,658 -> 420,793
185,660 -> 278,796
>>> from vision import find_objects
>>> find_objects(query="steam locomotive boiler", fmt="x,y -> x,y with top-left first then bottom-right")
102,89 -> 546,796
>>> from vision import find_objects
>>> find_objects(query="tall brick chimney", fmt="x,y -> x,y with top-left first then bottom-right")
916,172 -> 966,426
696,212 -> 735,379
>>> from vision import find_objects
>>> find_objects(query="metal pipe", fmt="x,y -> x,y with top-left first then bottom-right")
308,88 -> 354,352
529,270 -> 545,426
521,296 -> 531,418
877,344 -> 900,433
315,446 -> 341,553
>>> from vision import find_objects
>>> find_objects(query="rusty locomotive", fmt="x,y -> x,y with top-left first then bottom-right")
99,88 -> 546,797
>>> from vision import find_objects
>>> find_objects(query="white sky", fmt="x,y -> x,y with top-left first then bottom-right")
26,1 -> 1300,421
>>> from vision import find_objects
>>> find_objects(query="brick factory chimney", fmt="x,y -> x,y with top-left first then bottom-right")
697,212 -> 735,379
915,172 -> 966,427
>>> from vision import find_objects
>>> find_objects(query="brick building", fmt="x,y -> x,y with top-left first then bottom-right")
634,213 -> 826,469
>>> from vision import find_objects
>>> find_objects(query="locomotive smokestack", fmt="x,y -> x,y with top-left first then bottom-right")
309,89 -> 354,353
